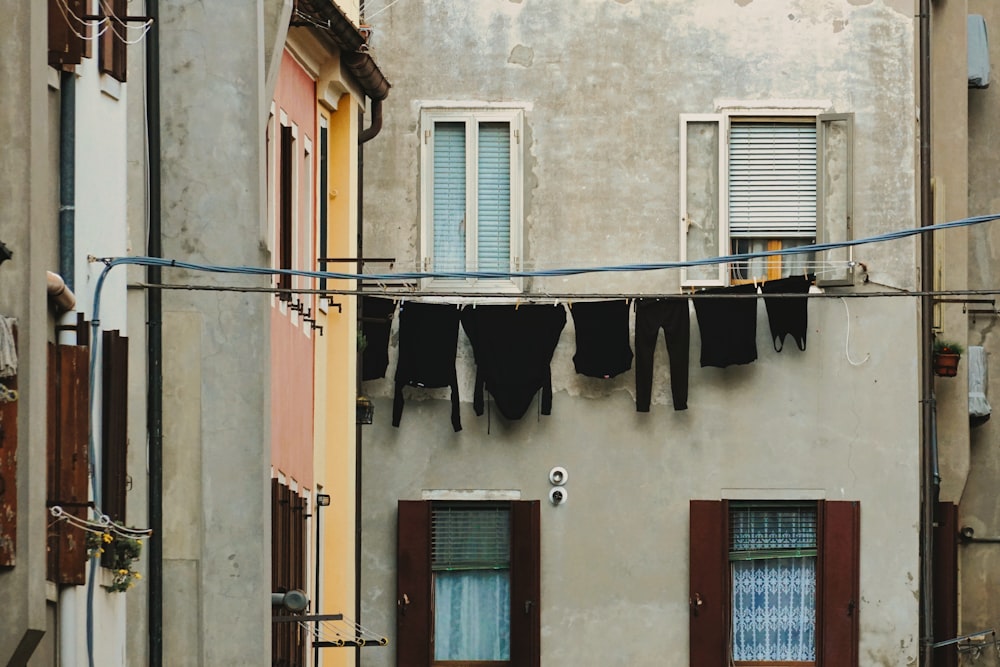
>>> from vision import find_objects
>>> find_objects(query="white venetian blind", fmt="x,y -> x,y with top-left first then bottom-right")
432,122 -> 467,272
729,122 -> 817,238
476,122 -> 511,273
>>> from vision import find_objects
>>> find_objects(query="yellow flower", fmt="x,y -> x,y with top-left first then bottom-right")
102,533 -> 113,543
136,539 -> 142,545
134,573 -> 142,579
118,569 -> 128,575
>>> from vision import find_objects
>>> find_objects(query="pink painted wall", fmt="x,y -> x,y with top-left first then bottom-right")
270,49 -> 317,489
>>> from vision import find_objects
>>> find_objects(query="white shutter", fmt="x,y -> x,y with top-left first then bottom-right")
679,114 -> 726,287
432,121 -> 467,272
728,122 -> 817,238
476,122 -> 511,273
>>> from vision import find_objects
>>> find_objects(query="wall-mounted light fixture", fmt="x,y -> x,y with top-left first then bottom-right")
356,395 -> 374,424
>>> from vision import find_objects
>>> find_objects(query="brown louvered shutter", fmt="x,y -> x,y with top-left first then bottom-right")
279,125 -> 294,299
101,330 -> 128,524
98,0 -> 127,82
0,327 -> 17,567
46,343 -> 90,585
934,502 -> 959,667
510,500 -> 540,667
48,0 -> 86,68
818,500 -> 860,667
397,500 -> 431,667
689,500 -> 728,667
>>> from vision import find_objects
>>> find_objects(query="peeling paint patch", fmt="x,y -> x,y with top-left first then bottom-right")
508,44 -> 534,67
615,0 -> 632,3
509,0 -> 522,3
734,0 -> 752,6
833,19 -> 847,33
848,0 -> 872,4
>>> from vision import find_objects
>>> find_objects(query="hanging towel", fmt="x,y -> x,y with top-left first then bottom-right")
361,297 -> 396,381
761,275 -> 812,352
969,345 -> 992,423
392,302 -> 462,432
693,284 -> 758,368
634,298 -> 690,411
460,304 -> 566,421
0,316 -> 17,378
570,300 -> 633,379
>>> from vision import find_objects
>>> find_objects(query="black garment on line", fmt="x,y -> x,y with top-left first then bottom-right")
692,283 -> 758,368
761,275 -> 812,352
392,302 -> 462,432
634,298 -> 690,411
361,296 -> 396,381
460,304 -> 566,421
570,300 -> 633,379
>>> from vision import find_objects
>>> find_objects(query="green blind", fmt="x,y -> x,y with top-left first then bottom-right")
432,122 -> 467,273
432,506 -> 511,572
476,122 -> 511,272
729,122 -> 817,238
729,502 -> 817,561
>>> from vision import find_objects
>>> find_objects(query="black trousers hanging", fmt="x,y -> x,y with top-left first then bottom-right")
634,298 -> 690,411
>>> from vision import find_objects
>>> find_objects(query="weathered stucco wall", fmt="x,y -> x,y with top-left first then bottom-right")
360,1 -> 920,665
158,1 -> 272,664
962,0 -> 1000,654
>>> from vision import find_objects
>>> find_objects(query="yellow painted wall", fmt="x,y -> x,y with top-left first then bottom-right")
314,92 -> 359,667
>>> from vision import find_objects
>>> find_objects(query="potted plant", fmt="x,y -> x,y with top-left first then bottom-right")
932,338 -> 964,377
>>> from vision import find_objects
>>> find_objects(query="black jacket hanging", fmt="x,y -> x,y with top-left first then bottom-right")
460,304 -> 566,421
361,296 -> 396,381
392,302 -> 462,432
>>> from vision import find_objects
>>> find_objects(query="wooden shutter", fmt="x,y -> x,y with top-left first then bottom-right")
476,122 -> 512,273
99,0 -> 127,82
279,125 -> 294,299
689,500 -> 728,667
933,502 -> 958,667
397,500 -> 431,667
101,330 -> 128,524
818,500 -> 860,667
46,343 -> 90,585
510,500 -> 540,667
0,327 -> 16,567
48,0 -> 86,68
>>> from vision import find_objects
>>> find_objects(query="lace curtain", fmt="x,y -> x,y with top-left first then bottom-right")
731,556 -> 816,661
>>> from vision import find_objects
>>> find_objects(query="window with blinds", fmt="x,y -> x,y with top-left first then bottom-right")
729,121 -> 817,239
431,505 -> 512,662
421,108 -> 523,291
728,502 -> 818,664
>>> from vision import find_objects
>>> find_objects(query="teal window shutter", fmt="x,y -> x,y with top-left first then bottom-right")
476,122 -> 511,273
433,122 -> 467,273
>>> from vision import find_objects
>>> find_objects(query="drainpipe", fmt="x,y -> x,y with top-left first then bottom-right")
145,1 -> 164,665
918,0 -> 936,664
56,65 -> 81,667
355,96 -> 383,667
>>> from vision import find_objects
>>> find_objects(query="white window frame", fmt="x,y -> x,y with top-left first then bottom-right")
679,109 -> 853,288
419,106 -> 525,293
